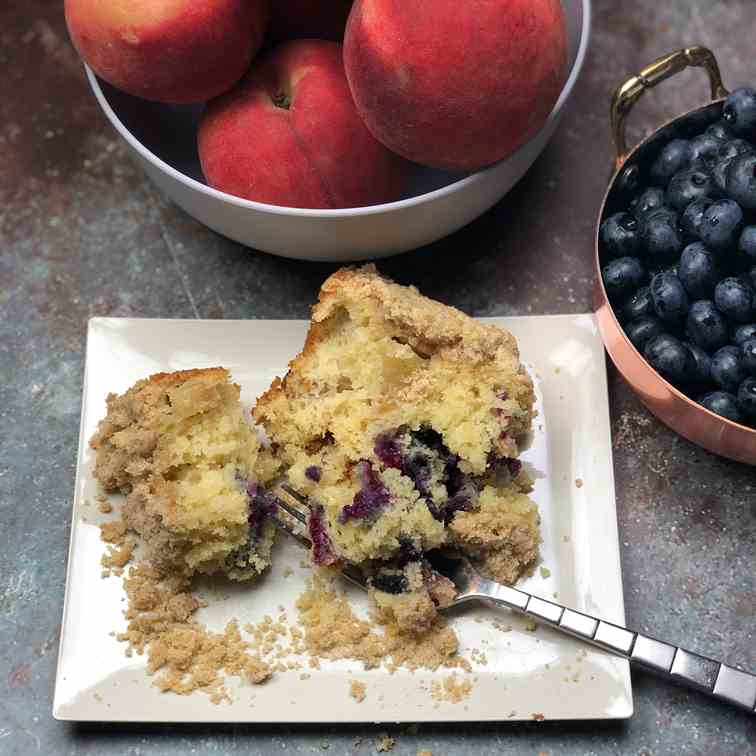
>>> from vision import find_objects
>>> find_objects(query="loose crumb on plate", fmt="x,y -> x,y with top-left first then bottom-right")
100,519 -> 128,545
376,734 -> 396,752
97,494 -> 113,514
349,679 -> 367,702
575,478 -> 584,488
417,751 -> 433,756
539,566 -> 551,579
430,673 -> 472,703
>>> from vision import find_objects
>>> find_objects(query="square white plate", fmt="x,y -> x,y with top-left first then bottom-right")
54,314 -> 632,722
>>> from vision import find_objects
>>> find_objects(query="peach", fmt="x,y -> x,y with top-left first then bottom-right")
64,0 -> 267,104
343,0 -> 568,171
198,39 -> 407,209
269,0 -> 353,42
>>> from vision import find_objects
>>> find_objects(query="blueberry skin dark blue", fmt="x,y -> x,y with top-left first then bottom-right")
733,323 -> 756,346
742,338 -> 756,375
714,277 -> 753,323
685,300 -> 730,352
717,138 -> 754,162
614,163 -> 642,199
711,345 -> 748,393
688,133 -> 724,166
705,121 -> 733,142
722,87 -> 756,137
643,334 -> 695,386
699,390 -> 742,422
622,286 -> 655,321
680,197 -> 714,239
625,316 -> 665,351
738,226 -> 756,262
678,242 -> 718,299
699,198 -> 744,252
631,187 -> 667,221
725,153 -> 756,209
641,208 -> 684,263
599,212 -> 641,260
650,139 -> 690,185
602,256 -> 646,300
738,376 -> 756,419
667,169 -> 717,212
685,342 -> 713,386
650,271 -> 689,326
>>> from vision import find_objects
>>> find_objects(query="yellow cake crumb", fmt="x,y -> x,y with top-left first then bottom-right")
102,540 -> 134,570
575,478 -> 583,488
349,679 -> 367,702
539,566 -> 551,579
376,734 -> 396,752
430,673 -> 472,703
97,494 -> 113,514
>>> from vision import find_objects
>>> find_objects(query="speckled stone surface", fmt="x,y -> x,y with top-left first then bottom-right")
1,1 -> 755,754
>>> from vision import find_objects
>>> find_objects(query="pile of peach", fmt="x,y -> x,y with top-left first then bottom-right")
65,0 -> 568,209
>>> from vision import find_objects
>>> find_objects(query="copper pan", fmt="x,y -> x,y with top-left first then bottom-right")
594,45 -> 756,465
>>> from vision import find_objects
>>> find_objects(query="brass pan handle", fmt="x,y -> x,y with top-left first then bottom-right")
610,45 -> 729,172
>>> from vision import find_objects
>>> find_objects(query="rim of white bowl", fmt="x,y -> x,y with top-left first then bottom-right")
86,0 -> 591,219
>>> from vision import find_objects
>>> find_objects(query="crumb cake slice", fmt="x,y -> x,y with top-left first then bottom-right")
90,368 -> 278,579
254,266 -> 540,628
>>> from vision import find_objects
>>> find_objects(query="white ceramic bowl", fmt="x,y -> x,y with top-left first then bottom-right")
87,0 -> 590,262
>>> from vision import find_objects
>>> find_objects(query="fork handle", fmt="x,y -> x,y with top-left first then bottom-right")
477,579 -> 756,714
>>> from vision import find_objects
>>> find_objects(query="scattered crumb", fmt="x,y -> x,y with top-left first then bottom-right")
417,751 -> 433,756
539,566 -> 551,579
430,674 -> 472,703
349,679 -> 367,702
562,535 -> 570,542
102,540 -> 135,570
97,494 -> 113,514
100,520 -> 128,545
524,618 -> 538,632
575,478 -> 583,488
492,621 -> 512,633
532,712 -> 545,721
376,734 -> 395,752
283,566 -> 294,578
117,564 -> 270,703
93,692 -> 102,702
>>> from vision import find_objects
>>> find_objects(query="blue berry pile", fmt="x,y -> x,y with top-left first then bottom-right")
600,88 -> 756,428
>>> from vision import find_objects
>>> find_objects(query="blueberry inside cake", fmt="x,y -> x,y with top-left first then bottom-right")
253,266 -> 540,629
90,368 -> 279,579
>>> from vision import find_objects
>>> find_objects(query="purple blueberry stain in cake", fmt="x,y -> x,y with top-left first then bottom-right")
374,430 -> 404,469
305,465 -> 322,482
308,504 -> 338,565
487,453 -> 522,483
246,482 -> 279,540
443,467 -> 478,522
338,461 -> 391,523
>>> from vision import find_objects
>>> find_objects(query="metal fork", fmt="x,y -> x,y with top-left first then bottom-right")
270,484 -> 756,715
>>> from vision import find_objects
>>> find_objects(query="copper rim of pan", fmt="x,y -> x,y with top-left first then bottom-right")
594,45 -> 756,463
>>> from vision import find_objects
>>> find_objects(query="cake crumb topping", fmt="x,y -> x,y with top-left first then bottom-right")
430,673 -> 472,703
349,679 -> 367,702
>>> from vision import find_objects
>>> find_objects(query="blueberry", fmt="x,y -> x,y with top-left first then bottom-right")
699,390 -> 742,422
711,158 -> 732,193
685,300 -> 730,352
305,465 -> 322,482
717,138 -> 754,163
705,121 -> 733,141
641,208 -> 684,263
742,338 -> 756,375
599,212 -> 641,260
667,169 -> 717,212
733,323 -> 756,345
339,461 -> 391,522
722,87 -> 756,137
711,345 -> 748,392
688,133 -> 724,166
625,316 -> 666,351
650,271 -> 689,326
678,242 -> 719,298
602,256 -> 646,300
738,376 -> 756,418
725,153 -> 756,209
614,163 -> 642,199
680,197 -> 714,239
643,334 -> 695,386
699,198 -> 743,252
650,139 -> 691,185
685,342 -> 712,386
622,286 -> 655,321
630,187 -> 667,220
714,277 -> 753,323
370,571 -> 408,595
738,226 -> 756,262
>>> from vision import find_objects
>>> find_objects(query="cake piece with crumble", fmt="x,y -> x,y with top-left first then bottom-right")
253,266 -> 540,629
90,368 -> 279,580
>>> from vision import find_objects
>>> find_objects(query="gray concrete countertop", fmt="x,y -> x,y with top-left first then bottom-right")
1,1 -> 754,754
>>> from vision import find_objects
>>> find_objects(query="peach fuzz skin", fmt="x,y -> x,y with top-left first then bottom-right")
64,0 -> 267,104
344,0 -> 568,171
269,0 -> 354,43
198,40 -> 408,209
